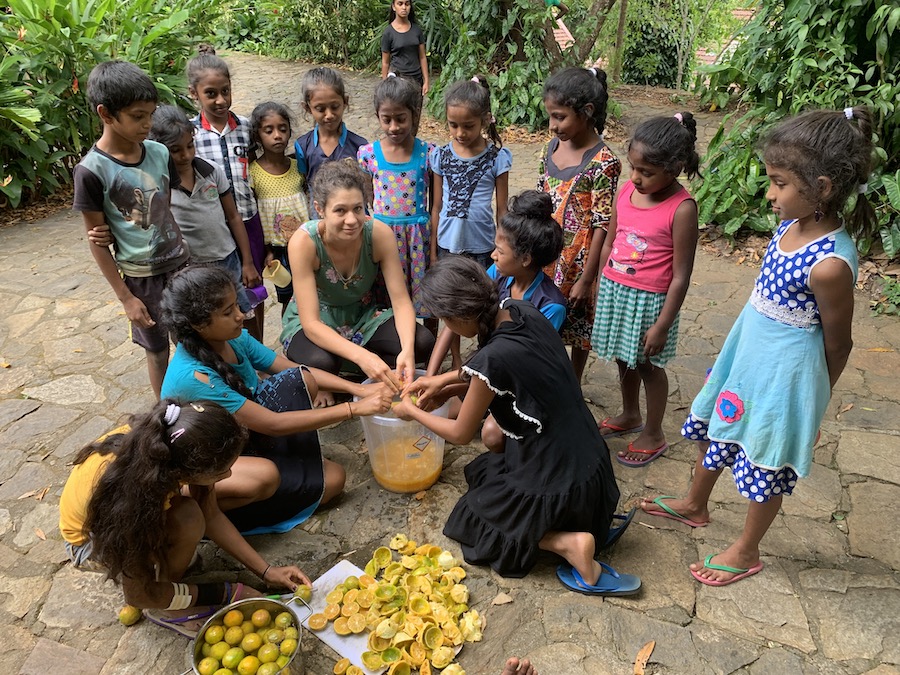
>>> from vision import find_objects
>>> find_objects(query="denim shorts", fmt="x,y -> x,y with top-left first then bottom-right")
215,249 -> 252,313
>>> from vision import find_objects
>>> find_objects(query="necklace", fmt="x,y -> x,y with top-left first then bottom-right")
321,225 -> 362,289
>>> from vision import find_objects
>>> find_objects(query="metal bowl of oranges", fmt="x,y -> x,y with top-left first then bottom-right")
188,596 -> 310,675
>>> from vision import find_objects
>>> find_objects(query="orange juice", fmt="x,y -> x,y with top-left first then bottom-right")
370,436 -> 442,493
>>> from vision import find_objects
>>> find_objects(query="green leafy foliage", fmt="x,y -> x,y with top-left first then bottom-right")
621,18 -> 679,87
1,0 -> 219,209
873,276 -> 900,315
694,0 -> 899,258
427,0 -> 578,130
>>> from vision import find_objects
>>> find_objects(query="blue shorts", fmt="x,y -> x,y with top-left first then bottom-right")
214,249 -> 252,313
65,539 -> 93,567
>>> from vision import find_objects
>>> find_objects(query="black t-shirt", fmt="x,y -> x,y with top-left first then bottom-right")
381,23 -> 424,77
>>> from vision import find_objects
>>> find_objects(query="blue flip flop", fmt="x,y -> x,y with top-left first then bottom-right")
556,561 -> 641,596
602,508 -> 637,549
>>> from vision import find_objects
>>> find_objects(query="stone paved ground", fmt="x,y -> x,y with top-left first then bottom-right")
1,54 -> 899,674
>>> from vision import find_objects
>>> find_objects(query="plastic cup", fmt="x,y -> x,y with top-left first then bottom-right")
244,284 -> 268,308
263,260 -> 292,288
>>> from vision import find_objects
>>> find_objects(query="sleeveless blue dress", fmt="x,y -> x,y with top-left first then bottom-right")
682,220 -> 857,499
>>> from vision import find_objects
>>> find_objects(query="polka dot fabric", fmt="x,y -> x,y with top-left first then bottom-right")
749,219 -> 851,328
682,414 -> 798,502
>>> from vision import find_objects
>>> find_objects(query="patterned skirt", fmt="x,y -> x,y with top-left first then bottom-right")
591,276 -> 679,368
682,414 -> 798,502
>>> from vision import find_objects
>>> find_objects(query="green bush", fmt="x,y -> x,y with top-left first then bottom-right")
621,15 -> 680,87
694,0 -> 899,258
1,0 -> 219,209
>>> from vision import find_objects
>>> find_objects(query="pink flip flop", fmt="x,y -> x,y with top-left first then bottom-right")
690,554 -> 764,586
616,441 -> 668,467
598,417 -> 644,438
641,495 -> 710,528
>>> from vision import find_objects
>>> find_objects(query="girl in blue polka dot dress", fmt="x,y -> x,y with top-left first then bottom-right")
641,107 -> 876,586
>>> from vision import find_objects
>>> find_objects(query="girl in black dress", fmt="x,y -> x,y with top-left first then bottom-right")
394,257 -> 640,595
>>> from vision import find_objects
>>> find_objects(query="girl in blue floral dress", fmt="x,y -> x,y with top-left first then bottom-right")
641,107 -> 875,586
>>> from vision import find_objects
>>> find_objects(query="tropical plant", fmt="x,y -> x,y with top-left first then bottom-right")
693,0 -> 899,258
1,0 -> 219,209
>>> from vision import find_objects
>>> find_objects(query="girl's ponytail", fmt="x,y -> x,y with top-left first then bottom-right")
161,266 -> 255,399
843,106 -> 876,241
84,400 -> 247,585
543,67 -> 609,136
630,112 -> 702,180
444,76 -> 502,148
763,106 -> 875,240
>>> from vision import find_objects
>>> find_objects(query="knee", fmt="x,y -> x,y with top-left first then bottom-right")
413,325 -> 436,363
481,417 -> 505,453
321,459 -> 346,505
256,459 -> 281,500
166,498 -> 205,545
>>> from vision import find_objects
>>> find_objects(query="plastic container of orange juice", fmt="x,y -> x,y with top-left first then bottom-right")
357,370 -> 449,493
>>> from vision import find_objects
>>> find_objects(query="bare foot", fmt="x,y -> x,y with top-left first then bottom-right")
539,531 -> 599,585
501,657 -> 538,675
690,544 -> 761,583
640,496 -> 709,526
598,414 -> 643,437
314,391 -> 335,408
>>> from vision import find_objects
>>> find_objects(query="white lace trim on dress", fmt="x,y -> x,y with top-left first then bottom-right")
461,366 -> 543,434
749,288 -> 818,328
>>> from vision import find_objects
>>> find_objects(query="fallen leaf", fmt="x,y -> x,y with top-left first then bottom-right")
34,528 -> 46,541
491,593 -> 513,606
862,407 -> 876,411
637,522 -> 657,530
414,491 -> 426,500
18,489 -> 38,500
0,362 -> 10,368
736,255 -> 746,265
836,402 -> 854,420
634,640 -> 655,674
36,486 -> 50,501
72,348 -> 83,353
866,347 -> 895,352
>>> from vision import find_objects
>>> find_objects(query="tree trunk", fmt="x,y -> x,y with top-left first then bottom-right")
612,0 -> 628,81
575,0 -> 619,65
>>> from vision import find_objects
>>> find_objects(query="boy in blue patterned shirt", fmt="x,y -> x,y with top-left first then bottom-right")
73,61 -> 189,397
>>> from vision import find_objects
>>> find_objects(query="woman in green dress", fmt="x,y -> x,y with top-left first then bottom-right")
283,160 -> 435,393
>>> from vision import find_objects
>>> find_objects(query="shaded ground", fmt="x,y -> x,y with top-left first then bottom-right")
0,53 -> 898,675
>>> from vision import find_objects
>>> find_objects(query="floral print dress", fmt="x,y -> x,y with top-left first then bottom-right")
537,139 -> 620,349
681,219 -> 858,501
279,220 -> 393,348
358,138 -> 433,316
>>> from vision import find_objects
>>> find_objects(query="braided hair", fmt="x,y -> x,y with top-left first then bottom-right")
79,399 -> 247,584
160,265 -> 254,399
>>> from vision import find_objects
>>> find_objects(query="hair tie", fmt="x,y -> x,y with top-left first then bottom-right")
387,72 -> 397,78
673,112 -> 684,123
164,403 -> 181,426
170,428 -> 186,442
490,114 -> 496,125
471,76 -> 480,83
588,67 -> 597,76
858,182 -> 868,194
844,107 -> 854,120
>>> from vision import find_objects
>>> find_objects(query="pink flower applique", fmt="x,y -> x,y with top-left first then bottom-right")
716,390 -> 745,424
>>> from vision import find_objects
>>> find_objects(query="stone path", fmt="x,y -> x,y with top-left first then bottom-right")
1,54 -> 899,674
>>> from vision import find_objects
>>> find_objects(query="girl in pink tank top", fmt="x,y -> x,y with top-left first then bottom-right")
591,113 -> 700,467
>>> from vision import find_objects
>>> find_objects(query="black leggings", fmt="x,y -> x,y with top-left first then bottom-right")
286,317 -> 435,375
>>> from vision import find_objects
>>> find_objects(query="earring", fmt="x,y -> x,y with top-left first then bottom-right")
814,205 -> 824,222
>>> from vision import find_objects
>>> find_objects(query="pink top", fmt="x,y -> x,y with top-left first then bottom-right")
603,180 -> 693,293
